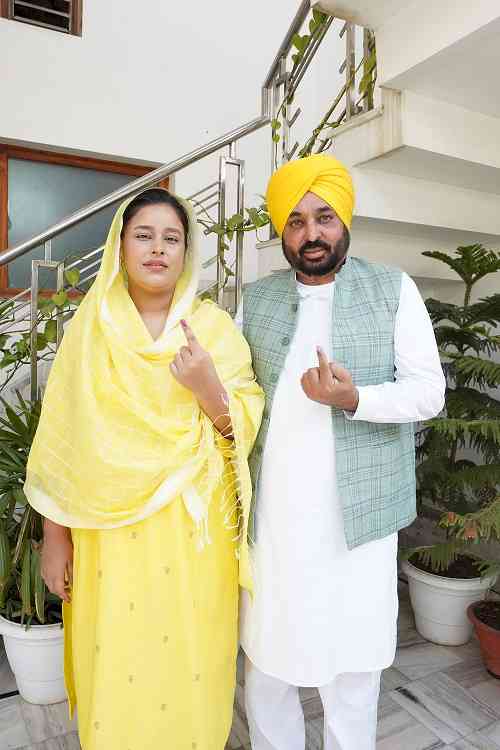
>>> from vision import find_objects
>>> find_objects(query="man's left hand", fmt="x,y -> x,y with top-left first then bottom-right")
301,347 -> 359,411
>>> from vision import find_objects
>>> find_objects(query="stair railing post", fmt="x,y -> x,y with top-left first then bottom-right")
217,155 -> 227,307
345,23 -> 356,120
30,261 -> 39,402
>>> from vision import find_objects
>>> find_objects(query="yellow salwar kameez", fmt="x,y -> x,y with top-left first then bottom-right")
25,191 -> 264,750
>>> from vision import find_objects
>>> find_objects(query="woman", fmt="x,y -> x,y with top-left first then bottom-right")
25,188 -> 264,750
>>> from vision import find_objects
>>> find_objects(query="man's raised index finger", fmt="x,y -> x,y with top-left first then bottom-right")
316,346 -> 332,381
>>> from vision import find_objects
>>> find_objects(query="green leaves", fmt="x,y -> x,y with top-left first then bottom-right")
404,543 -> 467,575
44,320 -> 58,344
0,521 -> 11,607
423,245 -> 500,288
65,268 -> 80,287
450,354 -> 500,389
0,395 -> 51,626
414,242 -> 500,572
52,290 -> 68,308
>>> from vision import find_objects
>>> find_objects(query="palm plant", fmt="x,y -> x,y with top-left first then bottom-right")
0,392 -> 61,625
410,244 -> 500,576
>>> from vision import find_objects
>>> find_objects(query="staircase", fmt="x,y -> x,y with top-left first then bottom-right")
4,0 -> 499,403
0,0 -> 376,401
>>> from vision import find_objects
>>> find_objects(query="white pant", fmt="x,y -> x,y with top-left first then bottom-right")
244,657 -> 381,750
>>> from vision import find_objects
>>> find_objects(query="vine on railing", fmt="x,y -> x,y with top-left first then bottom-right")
300,29 -> 376,157
270,7 -> 330,150
0,268 -> 81,396
203,23 -> 377,262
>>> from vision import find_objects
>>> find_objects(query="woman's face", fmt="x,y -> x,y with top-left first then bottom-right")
121,204 -> 186,294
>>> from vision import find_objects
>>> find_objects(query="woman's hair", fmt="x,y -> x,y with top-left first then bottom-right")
121,188 -> 190,245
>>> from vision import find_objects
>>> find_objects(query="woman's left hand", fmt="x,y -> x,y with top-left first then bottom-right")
170,319 -> 221,398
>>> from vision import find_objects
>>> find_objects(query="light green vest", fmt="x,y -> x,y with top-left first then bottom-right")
243,256 -> 416,549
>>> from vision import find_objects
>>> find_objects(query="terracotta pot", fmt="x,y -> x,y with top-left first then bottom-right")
467,602 -> 500,678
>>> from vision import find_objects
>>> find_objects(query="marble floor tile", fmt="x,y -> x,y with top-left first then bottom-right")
443,659 -> 495,690
17,734 -> 81,750
20,700 -> 77,745
376,693 -> 445,750
444,722 -> 500,749
227,684 -> 250,749
468,681 -> 500,715
390,673 -> 498,743
394,643 -> 464,680
381,666 -> 410,693
398,626 -> 431,648
446,638 -> 483,662
480,719 -> 500,744
299,686 -> 318,701
444,739 -> 499,749
305,715 -> 323,750
302,694 -> 324,722
0,696 -> 31,750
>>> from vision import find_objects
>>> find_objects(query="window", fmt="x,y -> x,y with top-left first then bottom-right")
0,145 -> 169,293
0,0 -> 82,36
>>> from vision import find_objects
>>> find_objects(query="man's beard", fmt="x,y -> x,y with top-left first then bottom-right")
281,227 -> 350,277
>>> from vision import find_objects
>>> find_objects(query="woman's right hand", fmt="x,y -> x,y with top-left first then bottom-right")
41,520 -> 73,603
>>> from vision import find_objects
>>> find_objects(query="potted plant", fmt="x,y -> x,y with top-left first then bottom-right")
402,244 -> 500,646
0,392 -> 66,704
468,594 -> 500,678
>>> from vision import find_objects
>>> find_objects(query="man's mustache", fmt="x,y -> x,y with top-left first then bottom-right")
299,240 -> 332,257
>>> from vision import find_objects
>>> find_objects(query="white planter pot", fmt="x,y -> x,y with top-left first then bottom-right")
402,560 -> 495,646
0,615 -> 66,704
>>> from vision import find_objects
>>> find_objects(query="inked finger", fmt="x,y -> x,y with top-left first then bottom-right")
316,347 -> 331,382
181,319 -> 199,349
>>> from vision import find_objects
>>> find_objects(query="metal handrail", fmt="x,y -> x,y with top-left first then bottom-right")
0,0 -> 311,269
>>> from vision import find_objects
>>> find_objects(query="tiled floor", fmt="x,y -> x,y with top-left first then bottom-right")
2,584 -> 500,749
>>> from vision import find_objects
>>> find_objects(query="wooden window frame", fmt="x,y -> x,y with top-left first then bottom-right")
0,144 -> 168,294
0,0 -> 83,37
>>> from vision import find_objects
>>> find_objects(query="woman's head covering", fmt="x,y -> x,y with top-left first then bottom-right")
25,189 -> 264,571
97,188 -> 201,354
266,154 -> 355,236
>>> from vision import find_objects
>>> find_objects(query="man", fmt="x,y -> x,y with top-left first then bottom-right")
237,154 -> 445,750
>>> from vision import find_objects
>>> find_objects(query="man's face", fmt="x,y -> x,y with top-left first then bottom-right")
281,192 -> 350,283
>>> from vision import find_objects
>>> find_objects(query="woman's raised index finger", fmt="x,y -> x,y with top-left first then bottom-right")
181,319 -> 199,346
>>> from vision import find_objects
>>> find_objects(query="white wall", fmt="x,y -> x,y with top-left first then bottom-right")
1,1 -> 352,283
2,1 -> 286,161
376,0 -> 500,87
402,92 -> 500,170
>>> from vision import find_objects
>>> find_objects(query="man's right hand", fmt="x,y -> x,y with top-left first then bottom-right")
41,520 -> 73,603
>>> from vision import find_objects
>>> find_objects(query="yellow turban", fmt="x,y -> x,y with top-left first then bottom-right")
266,154 -> 355,236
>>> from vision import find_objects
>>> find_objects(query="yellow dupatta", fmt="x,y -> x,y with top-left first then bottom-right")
25,191 -> 264,591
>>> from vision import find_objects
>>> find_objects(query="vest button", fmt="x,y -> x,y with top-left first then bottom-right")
270,373 -> 279,383
281,336 -> 290,346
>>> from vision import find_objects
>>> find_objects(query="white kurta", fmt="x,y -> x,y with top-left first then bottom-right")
238,272 -> 445,687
